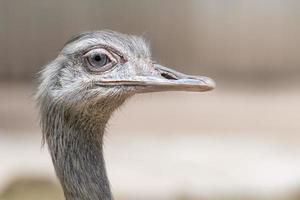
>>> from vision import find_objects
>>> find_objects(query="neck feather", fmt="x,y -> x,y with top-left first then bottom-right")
41,98 -> 124,200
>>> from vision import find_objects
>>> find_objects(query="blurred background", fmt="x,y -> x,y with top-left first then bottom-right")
0,0 -> 300,199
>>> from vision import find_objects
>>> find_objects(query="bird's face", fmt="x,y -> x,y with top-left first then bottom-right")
39,31 -> 215,108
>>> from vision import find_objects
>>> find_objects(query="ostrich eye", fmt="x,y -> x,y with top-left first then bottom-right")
88,53 -> 109,67
84,48 -> 118,72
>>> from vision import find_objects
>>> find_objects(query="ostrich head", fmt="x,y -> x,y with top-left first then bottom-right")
36,30 -> 215,200
38,31 -> 214,113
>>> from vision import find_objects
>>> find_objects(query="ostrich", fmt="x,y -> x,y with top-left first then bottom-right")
36,30 -> 215,200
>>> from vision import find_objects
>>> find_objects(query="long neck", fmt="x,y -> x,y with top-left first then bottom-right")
51,125 -> 111,200
42,99 -> 122,200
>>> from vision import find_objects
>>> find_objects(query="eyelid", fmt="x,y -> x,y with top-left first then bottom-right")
83,48 -> 104,55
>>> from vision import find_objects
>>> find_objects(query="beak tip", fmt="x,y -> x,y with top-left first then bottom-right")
208,79 -> 216,90
200,77 -> 216,91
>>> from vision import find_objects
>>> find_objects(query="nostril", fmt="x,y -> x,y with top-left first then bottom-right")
161,72 -> 178,80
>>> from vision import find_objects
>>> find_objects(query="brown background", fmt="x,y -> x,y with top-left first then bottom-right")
1,0 -> 299,87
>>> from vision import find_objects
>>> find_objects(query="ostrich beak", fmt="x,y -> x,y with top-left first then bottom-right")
138,64 -> 216,93
97,64 -> 215,93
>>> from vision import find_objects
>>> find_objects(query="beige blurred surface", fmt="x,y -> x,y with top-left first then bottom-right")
0,83 -> 300,200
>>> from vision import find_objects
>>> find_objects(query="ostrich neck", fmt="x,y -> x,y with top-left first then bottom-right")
43,100 -> 120,200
